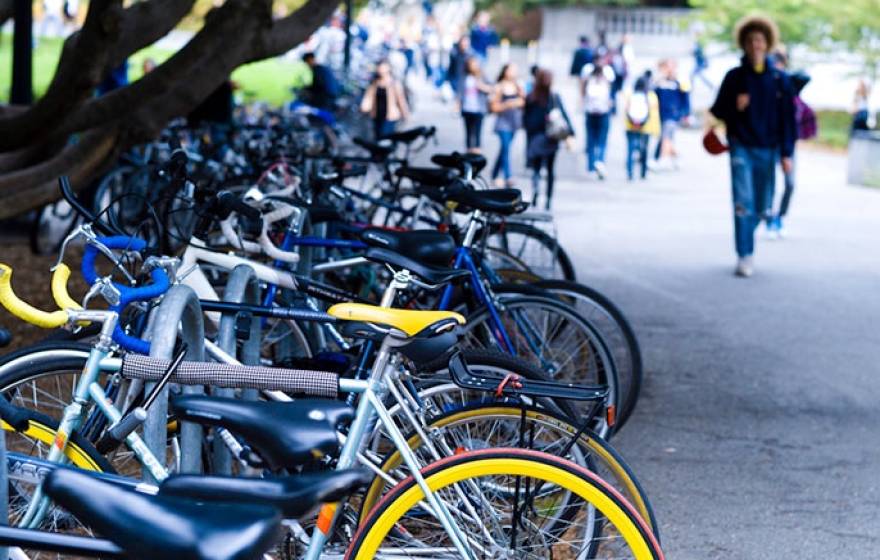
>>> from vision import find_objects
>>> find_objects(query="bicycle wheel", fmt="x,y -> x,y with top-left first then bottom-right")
3,407 -> 112,558
347,448 -> 663,559
534,279 -> 643,431
0,342 -> 159,478
461,294 -> 619,430
360,403 -> 659,540
482,221 -> 576,281
496,278 -> 643,432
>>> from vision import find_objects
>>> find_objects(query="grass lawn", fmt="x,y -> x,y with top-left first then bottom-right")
0,33 -> 311,107
813,110 -> 854,150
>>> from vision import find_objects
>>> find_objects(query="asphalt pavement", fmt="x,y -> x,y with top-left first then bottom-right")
409,80 -> 880,559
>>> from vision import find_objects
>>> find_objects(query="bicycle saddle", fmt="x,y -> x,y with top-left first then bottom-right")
395,166 -> 457,187
364,247 -> 470,286
384,125 -> 434,144
159,469 -> 372,518
328,302 -> 464,338
171,396 -> 352,471
431,152 -> 488,175
360,228 -> 456,268
443,184 -> 525,216
353,137 -> 395,161
43,468 -> 282,560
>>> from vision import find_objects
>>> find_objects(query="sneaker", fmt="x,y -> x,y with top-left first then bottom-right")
735,256 -> 754,278
595,161 -> 606,180
765,219 -> 779,240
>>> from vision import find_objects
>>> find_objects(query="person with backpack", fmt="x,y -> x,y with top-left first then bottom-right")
569,36 -> 594,78
524,68 -> 573,209
708,15 -> 796,278
580,61 -> 615,179
623,75 -> 660,181
767,48 -> 816,237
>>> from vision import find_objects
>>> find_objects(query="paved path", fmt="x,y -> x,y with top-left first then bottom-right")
409,80 -> 880,559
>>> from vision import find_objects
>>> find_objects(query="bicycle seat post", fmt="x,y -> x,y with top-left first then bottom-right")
461,209 -> 484,248
379,268 -> 411,308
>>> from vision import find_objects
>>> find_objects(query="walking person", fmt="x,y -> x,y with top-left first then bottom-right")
708,15 -> 796,278
767,49 -> 816,238
580,61 -> 615,179
360,60 -> 410,140
490,63 -> 525,187
851,79 -> 872,133
569,36 -> 594,78
459,57 -> 492,153
524,69 -> 574,209
622,75 -> 660,181
653,59 -> 691,169
447,36 -> 472,102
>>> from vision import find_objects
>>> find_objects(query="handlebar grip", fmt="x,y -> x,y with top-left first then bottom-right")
82,236 -> 147,285
0,264 -> 69,329
51,264 -> 83,312
115,268 -> 171,307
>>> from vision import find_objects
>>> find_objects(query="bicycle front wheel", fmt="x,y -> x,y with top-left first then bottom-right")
347,448 -> 663,560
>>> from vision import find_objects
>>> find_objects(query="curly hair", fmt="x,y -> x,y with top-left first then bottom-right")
734,15 -> 779,51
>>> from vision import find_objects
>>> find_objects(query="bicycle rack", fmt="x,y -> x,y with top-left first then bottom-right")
212,264 -> 261,475
145,285 -> 205,482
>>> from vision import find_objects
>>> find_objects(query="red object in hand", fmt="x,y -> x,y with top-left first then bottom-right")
703,128 -> 729,155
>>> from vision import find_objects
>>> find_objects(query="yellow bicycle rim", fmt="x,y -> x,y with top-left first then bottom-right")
2,419 -> 104,471
361,405 -> 651,527
354,455 -> 656,560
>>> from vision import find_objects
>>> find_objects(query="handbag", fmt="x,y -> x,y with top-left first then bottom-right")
545,95 -> 572,141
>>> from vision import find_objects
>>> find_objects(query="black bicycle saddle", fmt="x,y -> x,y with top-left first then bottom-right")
360,227 -> 456,268
160,469 -> 372,518
431,151 -> 487,175
384,125 -> 434,144
443,184 -> 525,216
353,137 -> 395,161
43,468 -> 282,560
171,396 -> 352,471
395,166 -> 457,187
364,247 -> 470,286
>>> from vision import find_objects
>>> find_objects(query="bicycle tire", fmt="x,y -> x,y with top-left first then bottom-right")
359,402 -> 659,539
483,221 -> 577,282
346,448 -> 663,560
462,294 -> 620,432
495,279 -> 643,432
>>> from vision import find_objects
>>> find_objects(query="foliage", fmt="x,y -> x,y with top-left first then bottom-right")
688,0 -> 880,80
475,0 -> 640,12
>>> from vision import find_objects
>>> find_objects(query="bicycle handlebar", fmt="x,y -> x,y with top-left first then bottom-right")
0,264 -> 70,329
81,236 -> 171,354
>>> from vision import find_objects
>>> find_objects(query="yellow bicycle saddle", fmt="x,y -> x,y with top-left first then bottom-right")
327,303 -> 465,337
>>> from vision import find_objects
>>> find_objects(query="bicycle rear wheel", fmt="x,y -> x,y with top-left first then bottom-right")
347,448 -> 663,560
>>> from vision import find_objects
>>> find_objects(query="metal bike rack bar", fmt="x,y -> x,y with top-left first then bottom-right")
212,264 -> 261,475
146,285 -> 205,481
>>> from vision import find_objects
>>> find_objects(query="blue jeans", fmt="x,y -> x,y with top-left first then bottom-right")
374,119 -> 398,140
626,131 -> 648,180
585,113 -> 610,171
492,130 -> 515,180
729,143 -> 776,257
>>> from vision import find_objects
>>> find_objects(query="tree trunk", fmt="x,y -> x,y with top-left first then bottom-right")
0,0 -> 340,219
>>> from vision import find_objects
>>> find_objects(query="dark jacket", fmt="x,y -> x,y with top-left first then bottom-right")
710,58 -> 796,157
654,77 -> 690,122
447,45 -> 472,93
569,46 -> 594,76
306,64 -> 340,110
524,93 -> 573,137
469,25 -> 498,57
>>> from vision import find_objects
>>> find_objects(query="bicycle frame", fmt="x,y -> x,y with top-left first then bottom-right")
12,333 -> 480,558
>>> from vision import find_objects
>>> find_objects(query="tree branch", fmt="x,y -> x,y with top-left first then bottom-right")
258,0 -> 340,60
0,126 -> 119,219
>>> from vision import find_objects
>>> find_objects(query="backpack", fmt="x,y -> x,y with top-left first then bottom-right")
584,76 -> 611,114
794,96 -> 817,140
626,92 -> 650,129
